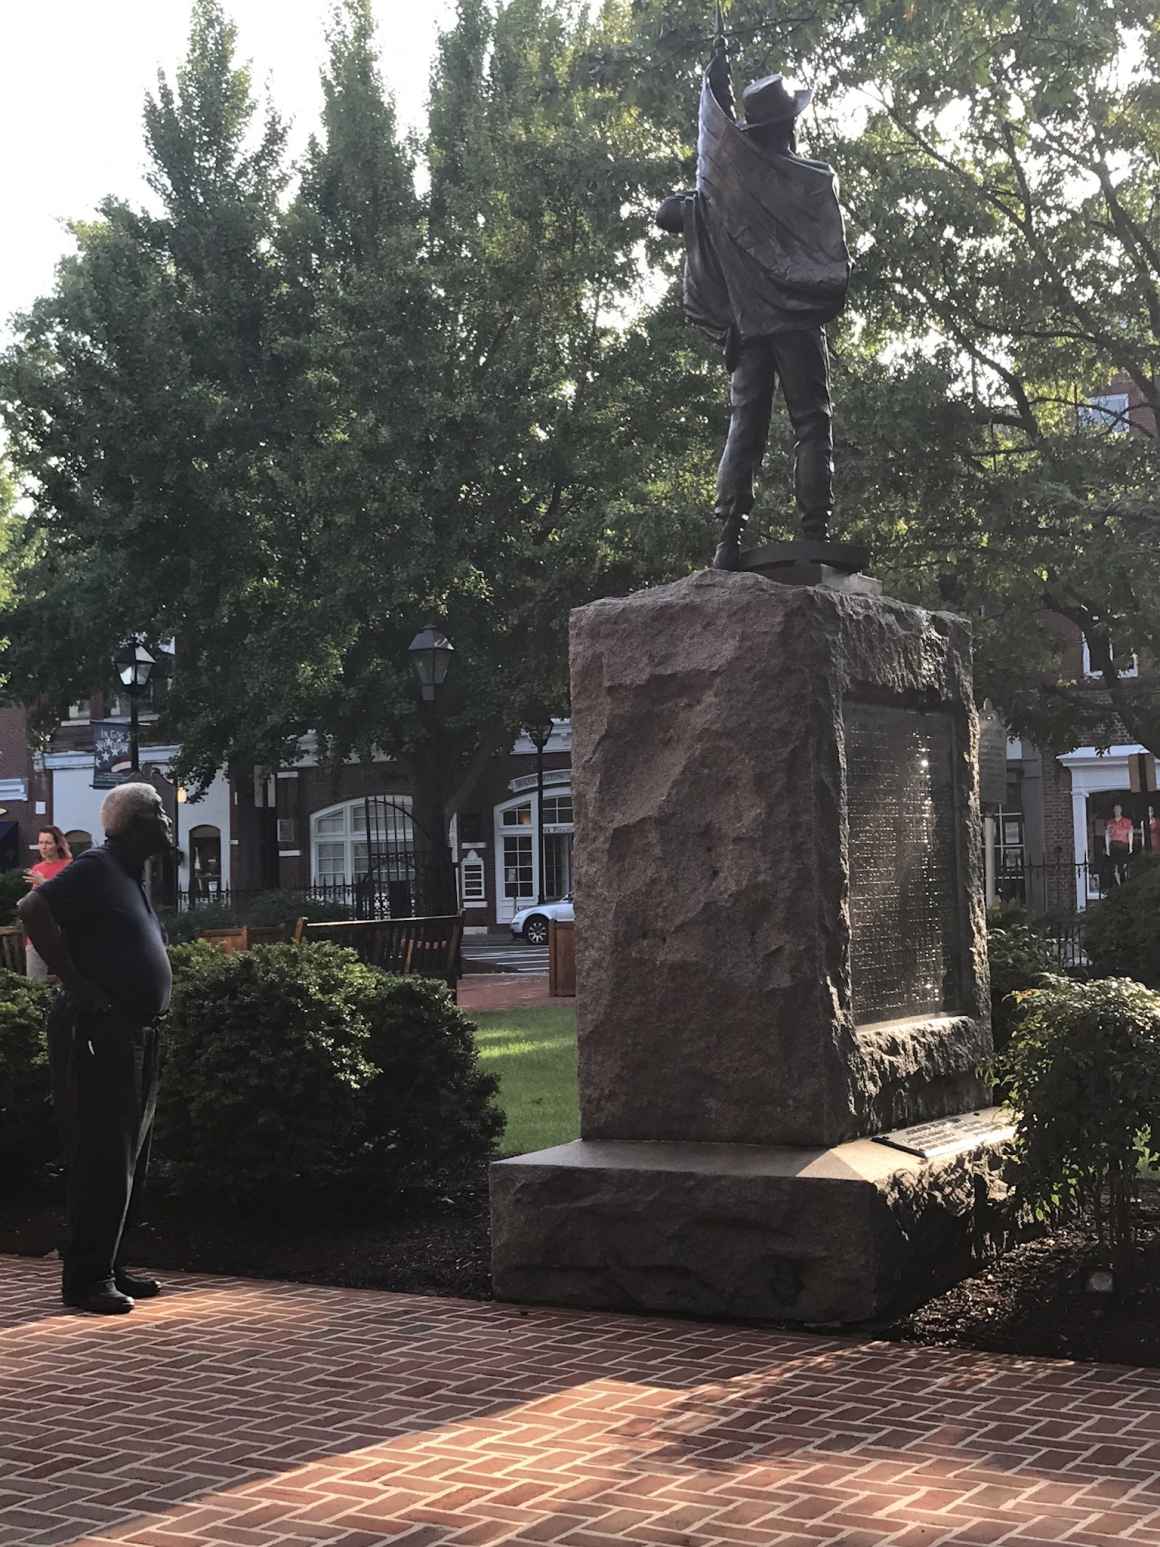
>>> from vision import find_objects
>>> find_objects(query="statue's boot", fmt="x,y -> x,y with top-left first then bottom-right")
712,510 -> 745,572
800,510 -> 831,545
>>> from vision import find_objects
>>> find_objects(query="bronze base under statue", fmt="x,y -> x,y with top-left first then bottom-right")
736,538 -> 881,595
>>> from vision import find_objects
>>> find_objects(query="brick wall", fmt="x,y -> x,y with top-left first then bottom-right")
0,706 -> 40,871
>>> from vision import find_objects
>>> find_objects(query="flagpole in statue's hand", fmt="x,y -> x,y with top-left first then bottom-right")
707,1 -> 735,120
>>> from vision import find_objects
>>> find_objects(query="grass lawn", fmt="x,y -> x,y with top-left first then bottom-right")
473,1004 -> 579,1157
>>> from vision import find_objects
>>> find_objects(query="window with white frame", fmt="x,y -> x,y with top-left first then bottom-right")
541,794 -> 574,826
312,801 -> 369,886
1079,393 -> 1130,433
461,850 -> 486,906
1082,638 -> 1138,679
311,797 -> 415,885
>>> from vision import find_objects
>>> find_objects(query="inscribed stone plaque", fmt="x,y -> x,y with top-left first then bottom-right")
874,1109 -> 1014,1159
846,705 -> 960,1023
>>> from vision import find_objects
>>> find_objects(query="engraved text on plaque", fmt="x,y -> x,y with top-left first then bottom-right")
846,705 -> 960,1023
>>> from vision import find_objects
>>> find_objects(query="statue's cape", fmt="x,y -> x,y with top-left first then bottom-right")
685,72 -> 850,341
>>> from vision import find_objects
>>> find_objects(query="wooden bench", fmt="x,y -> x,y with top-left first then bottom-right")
0,925 -> 25,974
292,914 -> 463,992
198,924 -> 293,954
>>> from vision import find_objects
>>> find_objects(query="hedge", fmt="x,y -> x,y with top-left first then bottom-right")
0,943 -> 504,1211
1083,860 -> 1160,986
156,942 -> 503,1207
995,974 -> 1160,1271
0,968 -> 55,1187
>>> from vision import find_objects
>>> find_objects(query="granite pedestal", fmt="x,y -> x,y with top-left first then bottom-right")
491,569 -> 1005,1323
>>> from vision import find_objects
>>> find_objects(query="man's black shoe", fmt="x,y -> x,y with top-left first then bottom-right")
63,1281 -> 134,1315
115,1271 -> 161,1299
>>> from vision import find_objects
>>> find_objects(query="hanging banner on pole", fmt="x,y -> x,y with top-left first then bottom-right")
978,708 -> 1009,808
91,722 -> 132,788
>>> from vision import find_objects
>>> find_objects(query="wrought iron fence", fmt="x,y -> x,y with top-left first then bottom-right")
993,857 -> 1118,917
174,868 -> 458,923
989,857 -> 1129,972
175,883 -> 363,917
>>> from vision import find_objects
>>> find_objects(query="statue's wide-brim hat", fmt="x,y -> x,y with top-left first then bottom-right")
740,74 -> 813,128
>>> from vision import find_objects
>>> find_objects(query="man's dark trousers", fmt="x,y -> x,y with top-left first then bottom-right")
715,327 -> 833,538
48,996 -> 161,1295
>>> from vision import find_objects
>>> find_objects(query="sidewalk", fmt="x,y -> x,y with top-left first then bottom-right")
3,1252 -> 1160,1547
458,974 -> 558,1012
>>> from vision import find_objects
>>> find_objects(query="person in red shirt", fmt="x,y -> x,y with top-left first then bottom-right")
24,827 -> 73,977
1105,803 -> 1134,886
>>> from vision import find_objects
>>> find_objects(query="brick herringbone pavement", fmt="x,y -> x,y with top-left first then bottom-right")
3,1255 -> 1160,1547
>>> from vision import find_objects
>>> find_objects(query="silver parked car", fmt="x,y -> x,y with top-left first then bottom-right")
510,896 -> 574,945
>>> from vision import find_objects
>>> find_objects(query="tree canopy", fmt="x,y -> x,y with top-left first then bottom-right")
1,0 -> 1157,781
0,0 -> 712,803
597,0 -> 1160,751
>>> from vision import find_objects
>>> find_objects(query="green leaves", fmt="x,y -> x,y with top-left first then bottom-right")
0,0 -> 713,793
158,941 -> 503,1206
995,973 -> 1160,1264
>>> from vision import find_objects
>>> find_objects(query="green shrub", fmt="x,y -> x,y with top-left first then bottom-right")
995,975 -> 1160,1271
0,968 -> 54,1186
986,914 -> 1059,1058
156,891 -> 351,944
157,901 -> 240,945
243,891 -> 352,927
359,973 -> 506,1190
155,942 -> 503,1209
168,938 -> 228,985
0,869 -> 29,925
1083,861 -> 1160,986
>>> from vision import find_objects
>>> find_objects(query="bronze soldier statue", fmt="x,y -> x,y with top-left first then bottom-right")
657,16 -> 850,570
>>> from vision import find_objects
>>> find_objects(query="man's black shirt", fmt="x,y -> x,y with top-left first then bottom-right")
38,842 -> 172,1020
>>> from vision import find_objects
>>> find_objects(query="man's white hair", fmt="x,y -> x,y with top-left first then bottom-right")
100,782 -> 161,836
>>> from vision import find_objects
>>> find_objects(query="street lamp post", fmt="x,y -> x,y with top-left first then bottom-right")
524,714 -> 554,905
407,623 -> 456,914
114,638 -> 158,772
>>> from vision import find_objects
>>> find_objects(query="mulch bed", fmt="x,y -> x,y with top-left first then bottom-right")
5,1174 -> 1160,1366
885,1224 -> 1160,1367
0,1169 -> 493,1302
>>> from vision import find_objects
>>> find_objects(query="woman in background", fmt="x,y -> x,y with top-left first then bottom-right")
24,826 -> 73,978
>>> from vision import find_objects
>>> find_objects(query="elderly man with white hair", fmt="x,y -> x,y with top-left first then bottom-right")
18,781 -> 174,1315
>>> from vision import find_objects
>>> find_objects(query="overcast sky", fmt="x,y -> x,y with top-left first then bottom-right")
0,1 -> 452,337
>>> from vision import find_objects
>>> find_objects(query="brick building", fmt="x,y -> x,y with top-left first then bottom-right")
991,373 -> 1160,914
33,696 -> 574,933
0,704 -> 45,870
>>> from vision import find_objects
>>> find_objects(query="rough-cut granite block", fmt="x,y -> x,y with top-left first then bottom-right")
569,569 -> 990,1150
491,1128 -> 1012,1324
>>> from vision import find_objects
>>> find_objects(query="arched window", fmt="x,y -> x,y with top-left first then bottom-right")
311,797 -> 414,886
65,829 -> 92,857
188,824 -> 222,898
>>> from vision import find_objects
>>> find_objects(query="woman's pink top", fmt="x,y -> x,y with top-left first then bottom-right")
1106,815 -> 1134,845
29,857 -> 71,882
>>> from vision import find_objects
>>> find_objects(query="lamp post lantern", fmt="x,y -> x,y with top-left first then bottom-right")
407,624 -> 455,703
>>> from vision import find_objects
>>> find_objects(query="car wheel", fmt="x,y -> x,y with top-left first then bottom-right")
523,915 -> 550,946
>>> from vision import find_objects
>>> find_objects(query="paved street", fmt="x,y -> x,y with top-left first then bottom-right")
4,1253 -> 1160,1547
462,940 -> 550,976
